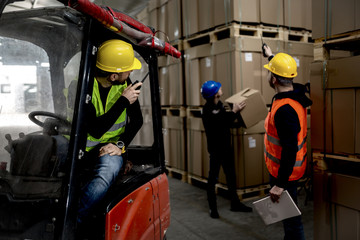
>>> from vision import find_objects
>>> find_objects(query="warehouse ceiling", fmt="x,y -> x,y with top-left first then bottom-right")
4,0 -> 149,17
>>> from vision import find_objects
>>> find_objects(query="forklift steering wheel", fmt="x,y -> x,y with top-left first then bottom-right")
28,111 -> 71,135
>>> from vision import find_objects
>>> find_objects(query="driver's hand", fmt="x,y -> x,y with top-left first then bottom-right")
99,143 -> 122,157
121,82 -> 142,104
124,160 -> 133,175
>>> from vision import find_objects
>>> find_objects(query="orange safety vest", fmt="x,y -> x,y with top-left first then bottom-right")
264,98 -> 307,181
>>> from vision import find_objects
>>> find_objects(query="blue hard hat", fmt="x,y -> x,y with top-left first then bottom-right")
200,81 -> 221,99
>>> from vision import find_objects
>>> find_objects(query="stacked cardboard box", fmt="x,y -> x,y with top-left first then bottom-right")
186,113 -> 209,178
139,0 -> 314,192
137,0 -> 312,44
314,172 -> 360,240
312,0 -> 360,40
185,36 -> 313,106
311,0 -> 360,239
162,112 -> 186,170
218,121 -> 267,188
158,55 -> 184,106
311,59 -> 360,155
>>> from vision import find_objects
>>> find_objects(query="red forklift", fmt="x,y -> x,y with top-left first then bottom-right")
0,0 -> 180,239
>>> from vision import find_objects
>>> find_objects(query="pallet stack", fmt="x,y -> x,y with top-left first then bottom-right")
137,0 -> 313,196
310,0 -> 360,239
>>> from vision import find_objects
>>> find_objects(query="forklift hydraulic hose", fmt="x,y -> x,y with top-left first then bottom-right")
68,0 -> 181,58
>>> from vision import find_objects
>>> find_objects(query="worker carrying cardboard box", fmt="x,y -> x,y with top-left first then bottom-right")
201,81 -> 252,219
263,45 -> 312,240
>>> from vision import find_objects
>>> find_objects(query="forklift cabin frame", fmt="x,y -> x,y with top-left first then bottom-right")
0,3 -> 169,240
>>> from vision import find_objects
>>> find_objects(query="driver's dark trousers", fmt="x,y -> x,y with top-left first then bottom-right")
207,151 -> 238,210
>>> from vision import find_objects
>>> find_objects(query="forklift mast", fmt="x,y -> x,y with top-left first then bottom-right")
0,1 -> 179,239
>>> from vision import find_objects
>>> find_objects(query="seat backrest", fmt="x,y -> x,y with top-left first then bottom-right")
11,135 -> 57,177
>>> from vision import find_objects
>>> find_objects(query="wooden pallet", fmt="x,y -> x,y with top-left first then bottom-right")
167,166 -> 188,182
186,107 -> 202,118
217,183 -> 271,201
312,151 -> 360,172
183,23 -> 284,49
313,30 -> 360,61
161,106 -> 187,117
187,174 -> 270,201
314,29 -> 360,44
313,151 -> 360,163
284,29 -> 312,43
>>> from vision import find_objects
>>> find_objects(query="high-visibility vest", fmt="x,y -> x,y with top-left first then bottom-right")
264,98 -> 307,181
86,79 -> 127,152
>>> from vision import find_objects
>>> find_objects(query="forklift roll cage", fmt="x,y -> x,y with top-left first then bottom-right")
0,2 -> 172,240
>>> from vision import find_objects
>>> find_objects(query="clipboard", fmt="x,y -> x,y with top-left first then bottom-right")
252,190 -> 301,225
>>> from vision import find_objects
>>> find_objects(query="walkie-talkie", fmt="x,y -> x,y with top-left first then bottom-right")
261,34 -> 267,57
132,72 -> 149,90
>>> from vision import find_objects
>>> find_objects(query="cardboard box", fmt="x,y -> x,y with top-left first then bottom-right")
284,0 -> 312,30
310,61 -> 360,155
198,0 -> 214,32
314,172 -> 360,240
199,56 -> 216,106
313,172 -> 330,240
149,7 -> 158,33
327,55 -> 360,89
168,60 -> 184,105
260,0 -> 284,26
311,0 -> 326,39
158,65 -> 170,105
214,0 -> 260,27
310,62 -> 333,152
182,0 -> 198,37
184,44 -> 213,106
212,37 -> 263,101
157,4 -> 167,42
312,0 -> 359,39
225,88 -> 268,128
162,116 -> 171,166
162,115 -> 186,170
187,117 -> 206,177
166,0 -> 182,42
330,0 -> 356,36
135,7 -> 149,25
332,89 -> 356,154
184,58 -> 201,106
219,131 -> 264,188
356,89 -> 360,154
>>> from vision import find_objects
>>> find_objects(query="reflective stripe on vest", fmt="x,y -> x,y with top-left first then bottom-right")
264,98 -> 307,181
86,79 -> 127,152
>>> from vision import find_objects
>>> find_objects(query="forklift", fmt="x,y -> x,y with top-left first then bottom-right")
0,0 -> 180,239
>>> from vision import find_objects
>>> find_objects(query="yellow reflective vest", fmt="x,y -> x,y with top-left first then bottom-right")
86,79 -> 127,152
264,98 -> 307,181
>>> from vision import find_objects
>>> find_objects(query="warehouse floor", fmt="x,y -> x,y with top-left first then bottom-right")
166,176 -> 314,240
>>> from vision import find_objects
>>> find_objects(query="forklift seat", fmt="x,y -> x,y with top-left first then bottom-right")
10,134 -> 58,177
0,134 -> 64,200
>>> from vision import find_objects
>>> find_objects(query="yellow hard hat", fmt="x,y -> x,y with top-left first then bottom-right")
263,53 -> 297,78
96,39 -> 142,73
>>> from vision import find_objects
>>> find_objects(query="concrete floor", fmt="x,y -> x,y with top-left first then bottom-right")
166,176 -> 314,240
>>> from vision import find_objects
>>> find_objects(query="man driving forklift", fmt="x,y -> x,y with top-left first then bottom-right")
78,39 -> 144,230
0,1 -> 177,239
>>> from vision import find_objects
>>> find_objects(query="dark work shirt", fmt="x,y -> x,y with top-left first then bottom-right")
87,78 -> 143,148
201,100 -> 237,155
269,83 -> 312,188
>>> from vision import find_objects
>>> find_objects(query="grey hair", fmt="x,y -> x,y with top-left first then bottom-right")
272,73 -> 293,86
